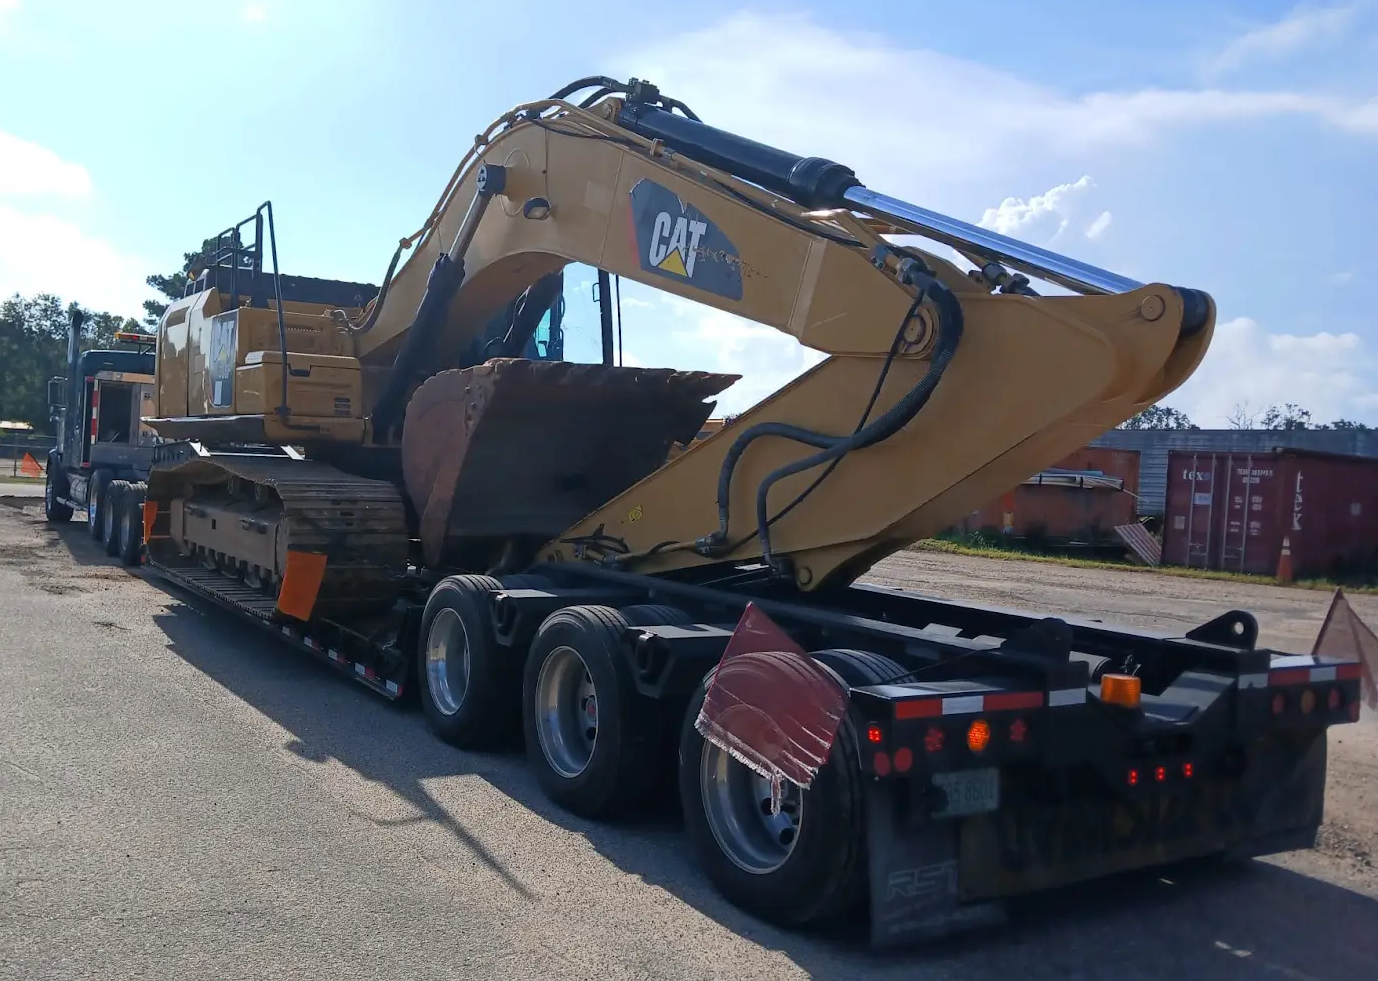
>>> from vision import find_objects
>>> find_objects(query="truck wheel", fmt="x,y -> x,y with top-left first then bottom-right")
522,604 -> 657,819
86,470 -> 112,540
44,463 -> 73,523
418,574 -> 511,749
117,482 -> 146,566
678,667 -> 868,928
102,480 -> 130,556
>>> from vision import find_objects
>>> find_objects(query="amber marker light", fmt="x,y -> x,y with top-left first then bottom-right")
1101,673 -> 1142,709
966,719 -> 991,753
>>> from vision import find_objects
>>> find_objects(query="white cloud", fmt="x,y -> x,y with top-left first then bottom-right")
1167,317 -> 1378,427
1328,270 -> 1356,284
619,12 -> 1378,200
0,127 -> 151,318
977,175 -> 1095,242
1085,211 -> 1113,240
1208,4 -> 1360,77
0,129 -> 91,198
243,4 -> 267,24
0,204 -> 153,318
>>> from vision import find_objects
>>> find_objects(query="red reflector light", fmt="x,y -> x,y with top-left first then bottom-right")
1182,762 -> 1194,779
873,751 -> 891,776
867,723 -> 883,744
984,691 -> 1043,712
1127,768 -> 1139,786
1009,718 -> 1028,743
1327,688 -> 1341,711
893,747 -> 913,773
894,698 -> 942,720
924,725 -> 944,753
1154,766 -> 1167,783
1271,692 -> 1285,715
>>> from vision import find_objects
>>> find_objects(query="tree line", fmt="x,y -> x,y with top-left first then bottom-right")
0,239 -> 214,435
1119,402 -> 1370,432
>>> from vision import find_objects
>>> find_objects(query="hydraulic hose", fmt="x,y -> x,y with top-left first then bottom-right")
697,271 -> 964,567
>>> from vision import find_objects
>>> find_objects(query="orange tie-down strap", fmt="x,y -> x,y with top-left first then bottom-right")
276,550 -> 329,622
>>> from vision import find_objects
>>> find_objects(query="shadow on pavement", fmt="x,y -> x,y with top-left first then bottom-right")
144,571 -> 1378,981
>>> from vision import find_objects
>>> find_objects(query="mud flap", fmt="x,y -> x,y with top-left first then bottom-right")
865,780 -> 1006,949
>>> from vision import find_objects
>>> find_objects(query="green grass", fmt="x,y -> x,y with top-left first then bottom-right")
911,533 -> 1378,595
0,474 -> 43,484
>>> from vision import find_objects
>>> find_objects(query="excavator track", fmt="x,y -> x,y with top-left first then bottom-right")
144,453 -> 411,622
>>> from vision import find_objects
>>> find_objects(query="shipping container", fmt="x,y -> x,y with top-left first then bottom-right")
1162,448 -> 1378,579
1091,428 -> 1378,517
952,447 -> 1140,546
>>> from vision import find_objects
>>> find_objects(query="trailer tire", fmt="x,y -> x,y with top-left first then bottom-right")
678,665 -> 868,929
117,482 -> 146,566
810,648 -> 908,687
619,604 -> 692,627
86,469 -> 112,540
523,604 -> 657,819
102,480 -> 129,556
418,574 -> 512,749
44,461 -> 73,523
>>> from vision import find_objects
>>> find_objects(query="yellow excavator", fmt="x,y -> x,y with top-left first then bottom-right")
110,77 -> 1361,947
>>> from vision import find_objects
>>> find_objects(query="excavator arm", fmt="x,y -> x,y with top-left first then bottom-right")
344,77 -> 1213,591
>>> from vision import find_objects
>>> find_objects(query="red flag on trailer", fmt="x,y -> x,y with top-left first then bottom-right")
694,603 -> 849,813
1311,588 -> 1378,713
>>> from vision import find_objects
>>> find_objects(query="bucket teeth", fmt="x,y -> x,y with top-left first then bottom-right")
402,359 -> 739,568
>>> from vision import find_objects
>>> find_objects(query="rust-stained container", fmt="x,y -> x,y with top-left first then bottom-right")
1162,448 -> 1378,578
953,447 -> 1140,546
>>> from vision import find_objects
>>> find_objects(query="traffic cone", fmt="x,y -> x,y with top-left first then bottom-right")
18,452 -> 41,478
1277,536 -> 1294,582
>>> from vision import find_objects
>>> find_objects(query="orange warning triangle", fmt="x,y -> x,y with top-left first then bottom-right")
657,249 -> 688,277
19,452 -> 41,478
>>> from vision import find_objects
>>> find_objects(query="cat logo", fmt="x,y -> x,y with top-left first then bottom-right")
628,179 -> 743,301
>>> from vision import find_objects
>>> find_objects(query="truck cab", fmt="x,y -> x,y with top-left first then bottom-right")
45,323 -> 159,543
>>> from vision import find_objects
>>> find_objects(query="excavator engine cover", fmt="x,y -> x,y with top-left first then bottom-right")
402,359 -> 738,568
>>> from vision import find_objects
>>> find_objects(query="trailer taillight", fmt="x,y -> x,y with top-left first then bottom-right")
892,747 -> 913,773
1182,762 -> 1194,779
1299,689 -> 1316,715
866,723 -> 883,744
1327,688 -> 1342,711
1127,768 -> 1139,786
966,719 -> 990,754
924,726 -> 944,753
1154,765 -> 1167,783
1272,692 -> 1286,715
1009,718 -> 1028,743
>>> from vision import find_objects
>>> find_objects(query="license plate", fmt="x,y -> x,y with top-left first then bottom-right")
932,767 -> 1000,818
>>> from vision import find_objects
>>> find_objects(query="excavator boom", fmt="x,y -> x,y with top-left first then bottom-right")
341,77 -> 1212,588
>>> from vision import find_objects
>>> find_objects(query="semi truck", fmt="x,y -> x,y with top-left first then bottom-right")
46,76 -> 1368,948
44,315 -> 158,564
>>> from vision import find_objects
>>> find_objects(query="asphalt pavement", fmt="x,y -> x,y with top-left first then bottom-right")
1,496 -> 1375,980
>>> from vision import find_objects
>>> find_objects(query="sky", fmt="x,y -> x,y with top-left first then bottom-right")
0,0 -> 1374,426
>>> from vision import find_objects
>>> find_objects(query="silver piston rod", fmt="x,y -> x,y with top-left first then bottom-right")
842,186 -> 1141,297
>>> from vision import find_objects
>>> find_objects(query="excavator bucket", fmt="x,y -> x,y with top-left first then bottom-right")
401,359 -> 739,568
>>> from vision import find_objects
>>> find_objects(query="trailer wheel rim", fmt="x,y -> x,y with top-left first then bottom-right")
121,506 -> 133,552
699,740 -> 803,875
534,645 -> 598,779
425,607 -> 470,717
